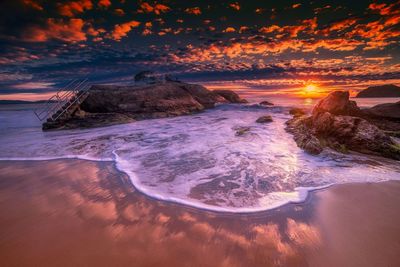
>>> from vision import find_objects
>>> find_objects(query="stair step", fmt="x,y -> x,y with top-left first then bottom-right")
35,79 -> 90,124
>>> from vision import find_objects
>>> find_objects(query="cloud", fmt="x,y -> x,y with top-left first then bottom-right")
138,2 -> 170,15
22,18 -> 87,42
314,5 -> 331,14
114,8 -> 125,16
98,0 -> 111,8
12,82 -> 55,90
223,27 -> 236,33
368,2 -> 400,16
22,0 -> 43,11
292,3 -> 301,9
58,0 -> 93,17
229,3 -> 240,11
259,18 -> 317,37
317,18 -> 358,36
109,20 -> 140,41
185,7 -> 201,15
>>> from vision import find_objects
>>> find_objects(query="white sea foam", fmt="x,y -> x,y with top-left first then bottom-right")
0,104 -> 399,212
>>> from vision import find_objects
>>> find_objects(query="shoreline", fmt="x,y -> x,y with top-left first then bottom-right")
1,159 -> 400,266
0,157 -> 386,214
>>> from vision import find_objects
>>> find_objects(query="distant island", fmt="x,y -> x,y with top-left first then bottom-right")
356,84 -> 400,98
0,100 -> 56,105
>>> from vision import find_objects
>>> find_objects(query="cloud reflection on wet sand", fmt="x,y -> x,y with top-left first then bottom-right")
0,159 -> 399,267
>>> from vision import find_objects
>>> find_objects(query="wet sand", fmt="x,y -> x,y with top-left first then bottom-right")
0,159 -> 400,267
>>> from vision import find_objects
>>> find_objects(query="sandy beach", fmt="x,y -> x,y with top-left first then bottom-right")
1,159 -> 400,267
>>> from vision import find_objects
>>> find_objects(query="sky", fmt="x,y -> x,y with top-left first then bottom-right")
0,0 -> 399,100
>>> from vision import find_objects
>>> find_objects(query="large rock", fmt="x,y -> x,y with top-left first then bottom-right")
43,81 -> 246,130
213,90 -> 248,103
286,91 -> 400,160
363,101 -> 400,120
312,91 -> 361,116
256,115 -> 273,123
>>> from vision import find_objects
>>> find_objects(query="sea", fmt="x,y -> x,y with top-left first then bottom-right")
0,96 -> 399,212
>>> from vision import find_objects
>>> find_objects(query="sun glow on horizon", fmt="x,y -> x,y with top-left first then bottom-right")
299,83 -> 324,98
305,84 -> 317,92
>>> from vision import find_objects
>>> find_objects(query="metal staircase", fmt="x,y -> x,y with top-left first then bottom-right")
34,79 -> 91,123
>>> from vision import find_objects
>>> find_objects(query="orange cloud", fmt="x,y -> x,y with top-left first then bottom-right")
138,2 -> 170,15
58,0 -> 93,17
292,3 -> 301,9
328,18 -> 358,31
23,0 -> 43,11
345,17 -> 400,50
109,20 -> 140,41
368,2 -> 400,16
239,26 -> 249,33
229,3 -> 240,11
259,18 -> 317,37
114,8 -> 125,16
185,7 -> 201,15
314,5 -> 331,14
98,0 -> 111,8
87,26 -> 105,37
171,37 -> 365,65
317,18 -> 358,36
142,28 -> 152,36
223,27 -> 236,33
23,18 -> 87,42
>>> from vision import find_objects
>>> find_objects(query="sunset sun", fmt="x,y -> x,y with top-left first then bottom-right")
299,83 -> 322,98
305,84 -> 318,92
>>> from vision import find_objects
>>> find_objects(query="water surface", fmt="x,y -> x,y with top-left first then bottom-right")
0,99 -> 399,212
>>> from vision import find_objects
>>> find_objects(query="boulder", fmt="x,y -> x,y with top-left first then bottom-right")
312,91 -> 361,116
80,82 -> 206,117
259,100 -> 274,106
213,90 -> 248,103
363,101 -> 400,120
286,91 -> 400,160
234,126 -> 251,136
289,107 -> 306,117
256,115 -> 273,123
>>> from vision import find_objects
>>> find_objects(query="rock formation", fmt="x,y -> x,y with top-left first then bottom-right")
356,84 -> 400,98
256,115 -> 273,123
312,91 -> 361,116
363,101 -> 400,120
289,107 -> 307,117
213,90 -> 248,103
43,81 -> 246,130
286,91 -> 400,160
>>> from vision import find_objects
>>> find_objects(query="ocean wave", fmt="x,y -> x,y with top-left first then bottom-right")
1,104 -> 399,212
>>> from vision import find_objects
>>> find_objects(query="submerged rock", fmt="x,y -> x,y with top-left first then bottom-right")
234,126 -> 251,136
256,115 -> 273,123
286,91 -> 400,160
259,100 -> 274,106
43,81 -> 247,130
